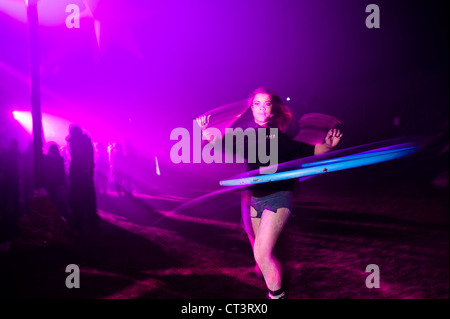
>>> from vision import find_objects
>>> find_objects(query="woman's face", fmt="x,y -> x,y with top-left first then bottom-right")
251,93 -> 273,124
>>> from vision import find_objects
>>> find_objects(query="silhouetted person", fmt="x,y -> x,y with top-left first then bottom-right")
95,142 -> 110,196
124,139 -> 137,194
0,144 -> 8,243
112,143 -> 128,197
66,126 -> 99,233
21,142 -> 34,215
43,143 -> 68,220
0,139 -> 21,242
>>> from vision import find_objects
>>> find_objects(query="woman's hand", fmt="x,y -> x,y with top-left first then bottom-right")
324,128 -> 343,148
196,114 -> 211,130
314,128 -> 343,155
196,114 -> 216,142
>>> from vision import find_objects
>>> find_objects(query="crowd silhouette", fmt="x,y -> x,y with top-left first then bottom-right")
0,125 -> 138,249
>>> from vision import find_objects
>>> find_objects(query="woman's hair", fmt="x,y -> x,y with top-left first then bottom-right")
249,87 -> 292,132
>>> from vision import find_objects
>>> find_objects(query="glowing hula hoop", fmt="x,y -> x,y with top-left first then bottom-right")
300,145 -> 418,168
219,145 -> 420,187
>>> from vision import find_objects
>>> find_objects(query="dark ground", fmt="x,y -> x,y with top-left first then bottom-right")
0,158 -> 448,300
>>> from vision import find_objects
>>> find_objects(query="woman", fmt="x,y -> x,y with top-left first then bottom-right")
44,143 -> 68,218
198,87 -> 342,299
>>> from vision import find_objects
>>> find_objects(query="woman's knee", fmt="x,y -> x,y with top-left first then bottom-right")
253,241 -> 272,266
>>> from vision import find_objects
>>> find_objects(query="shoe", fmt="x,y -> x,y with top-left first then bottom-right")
267,288 -> 286,299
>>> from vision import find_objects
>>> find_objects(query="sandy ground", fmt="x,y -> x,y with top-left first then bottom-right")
0,161 -> 448,300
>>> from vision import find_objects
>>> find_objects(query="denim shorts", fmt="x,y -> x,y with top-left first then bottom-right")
250,191 -> 293,218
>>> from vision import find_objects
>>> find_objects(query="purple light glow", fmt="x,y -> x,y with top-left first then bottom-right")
0,0 -> 27,23
12,110 -> 72,147
12,110 -> 32,133
0,0 -> 99,25
0,0 -> 447,300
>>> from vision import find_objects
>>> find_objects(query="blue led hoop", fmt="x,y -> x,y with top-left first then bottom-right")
301,145 -> 418,168
219,146 -> 420,187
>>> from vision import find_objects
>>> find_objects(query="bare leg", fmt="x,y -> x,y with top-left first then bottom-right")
252,207 -> 290,292
241,190 -> 253,236
246,207 -> 263,277
242,193 -> 263,276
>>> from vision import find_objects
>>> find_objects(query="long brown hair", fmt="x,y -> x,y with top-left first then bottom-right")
249,87 -> 292,133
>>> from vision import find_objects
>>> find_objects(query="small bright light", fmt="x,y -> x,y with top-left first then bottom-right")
286,97 -> 290,101
155,156 -> 161,176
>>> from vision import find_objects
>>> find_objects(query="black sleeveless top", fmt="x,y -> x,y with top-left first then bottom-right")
224,117 -> 315,196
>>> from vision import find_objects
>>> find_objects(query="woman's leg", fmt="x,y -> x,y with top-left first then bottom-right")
252,207 -> 291,293
241,192 -> 263,277
241,190 -> 254,240
247,206 -> 263,277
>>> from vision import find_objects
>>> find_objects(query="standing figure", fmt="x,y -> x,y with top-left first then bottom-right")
112,143 -> 127,197
198,87 -> 343,299
0,139 -> 21,242
43,143 -> 68,220
66,126 -> 99,233
95,142 -> 110,196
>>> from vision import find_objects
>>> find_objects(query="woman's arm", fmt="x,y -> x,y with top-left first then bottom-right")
314,128 -> 343,155
196,115 -> 217,143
